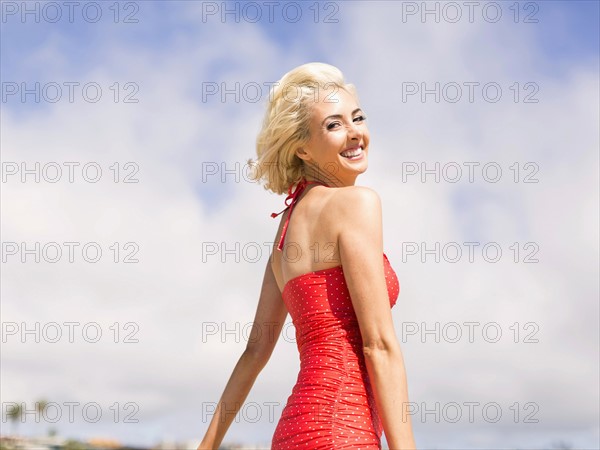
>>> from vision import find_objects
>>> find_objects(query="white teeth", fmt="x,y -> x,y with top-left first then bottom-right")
341,147 -> 363,158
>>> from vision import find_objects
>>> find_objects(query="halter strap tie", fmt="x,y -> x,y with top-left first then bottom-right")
271,177 -> 329,251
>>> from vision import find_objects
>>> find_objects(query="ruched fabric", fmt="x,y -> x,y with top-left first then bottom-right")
271,257 -> 400,449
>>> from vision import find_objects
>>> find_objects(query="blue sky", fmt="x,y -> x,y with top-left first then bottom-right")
3,2 -> 597,82
2,1 -> 599,448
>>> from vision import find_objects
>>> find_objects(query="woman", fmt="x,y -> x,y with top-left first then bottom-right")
198,62 -> 416,449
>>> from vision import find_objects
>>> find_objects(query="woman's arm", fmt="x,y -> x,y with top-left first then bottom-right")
335,186 -> 417,450
198,257 -> 288,450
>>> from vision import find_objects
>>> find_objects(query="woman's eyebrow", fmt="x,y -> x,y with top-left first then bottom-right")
320,108 -> 363,126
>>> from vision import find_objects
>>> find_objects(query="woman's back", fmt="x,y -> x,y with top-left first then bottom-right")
270,178 -> 400,449
271,180 -> 342,291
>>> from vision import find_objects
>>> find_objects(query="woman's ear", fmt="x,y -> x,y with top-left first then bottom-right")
295,147 -> 311,162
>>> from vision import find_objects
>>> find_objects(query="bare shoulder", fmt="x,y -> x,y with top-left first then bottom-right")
318,185 -> 383,249
327,185 -> 382,221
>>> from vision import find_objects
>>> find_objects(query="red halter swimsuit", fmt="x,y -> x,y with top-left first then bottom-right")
270,177 -> 400,449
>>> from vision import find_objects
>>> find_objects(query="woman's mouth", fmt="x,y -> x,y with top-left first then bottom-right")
340,146 -> 364,160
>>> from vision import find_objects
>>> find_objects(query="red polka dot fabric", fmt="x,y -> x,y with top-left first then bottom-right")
271,254 -> 400,449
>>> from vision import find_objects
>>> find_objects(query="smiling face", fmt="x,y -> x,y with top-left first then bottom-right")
296,86 -> 369,187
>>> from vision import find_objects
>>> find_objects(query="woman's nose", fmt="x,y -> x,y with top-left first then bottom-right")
347,121 -> 362,140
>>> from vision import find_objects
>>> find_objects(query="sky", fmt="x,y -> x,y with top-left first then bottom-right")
1,1 -> 599,449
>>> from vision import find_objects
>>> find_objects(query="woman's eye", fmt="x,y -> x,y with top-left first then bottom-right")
326,116 -> 366,130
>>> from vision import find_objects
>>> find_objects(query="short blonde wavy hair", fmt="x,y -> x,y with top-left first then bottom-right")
247,62 -> 357,195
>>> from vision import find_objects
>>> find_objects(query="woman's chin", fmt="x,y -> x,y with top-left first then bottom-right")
340,155 -> 368,173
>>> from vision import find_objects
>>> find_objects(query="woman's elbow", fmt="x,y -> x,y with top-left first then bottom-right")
362,335 -> 401,359
243,342 -> 273,367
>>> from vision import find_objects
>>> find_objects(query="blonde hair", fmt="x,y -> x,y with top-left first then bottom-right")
247,62 -> 357,195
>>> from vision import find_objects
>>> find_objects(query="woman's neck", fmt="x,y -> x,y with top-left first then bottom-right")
303,165 -> 356,188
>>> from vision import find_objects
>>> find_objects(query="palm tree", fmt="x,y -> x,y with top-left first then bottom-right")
35,399 -> 49,437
